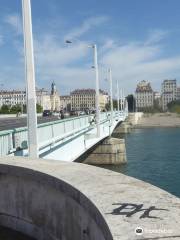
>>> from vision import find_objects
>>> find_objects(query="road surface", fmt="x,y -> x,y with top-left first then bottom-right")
0,116 -> 61,131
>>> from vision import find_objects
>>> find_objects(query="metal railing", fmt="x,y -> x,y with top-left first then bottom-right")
0,111 -> 127,157
0,130 -> 14,156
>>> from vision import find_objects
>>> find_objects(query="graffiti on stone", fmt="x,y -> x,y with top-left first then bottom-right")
108,203 -> 168,219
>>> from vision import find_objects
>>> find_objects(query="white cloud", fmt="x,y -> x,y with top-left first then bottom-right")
32,27 -> 180,95
2,11 -> 179,95
145,29 -> 169,45
4,14 -> 22,35
100,38 -> 180,93
65,16 -> 108,40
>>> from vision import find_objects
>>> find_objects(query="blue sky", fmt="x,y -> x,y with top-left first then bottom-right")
1,0 -> 180,95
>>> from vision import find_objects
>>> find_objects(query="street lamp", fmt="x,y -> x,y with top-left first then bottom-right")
22,0 -> 38,158
120,88 -> 122,110
116,80 -> 120,112
108,68 -> 113,125
65,40 -> 100,138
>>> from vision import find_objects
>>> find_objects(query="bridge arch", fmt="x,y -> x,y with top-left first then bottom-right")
0,157 -> 113,240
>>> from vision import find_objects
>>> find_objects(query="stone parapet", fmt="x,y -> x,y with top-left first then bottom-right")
0,157 -> 179,240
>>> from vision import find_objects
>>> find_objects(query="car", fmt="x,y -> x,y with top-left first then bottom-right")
42,110 -> 52,117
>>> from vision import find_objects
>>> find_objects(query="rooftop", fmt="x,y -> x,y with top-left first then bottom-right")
71,88 -> 108,95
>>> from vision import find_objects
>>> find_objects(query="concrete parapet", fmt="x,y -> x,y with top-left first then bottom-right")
0,157 -> 180,240
83,137 -> 127,165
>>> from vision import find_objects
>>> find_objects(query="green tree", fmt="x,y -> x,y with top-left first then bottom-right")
167,100 -> 180,114
36,104 -> 43,113
0,105 -> 11,114
10,104 -> 21,114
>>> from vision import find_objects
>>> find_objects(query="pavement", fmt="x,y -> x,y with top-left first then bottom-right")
0,116 -> 62,131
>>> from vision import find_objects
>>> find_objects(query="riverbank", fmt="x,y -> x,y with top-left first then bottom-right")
135,112 -> 180,128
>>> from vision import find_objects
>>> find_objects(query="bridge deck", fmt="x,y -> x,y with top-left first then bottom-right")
0,111 -> 128,161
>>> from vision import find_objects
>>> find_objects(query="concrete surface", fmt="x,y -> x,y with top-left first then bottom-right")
0,157 -> 180,240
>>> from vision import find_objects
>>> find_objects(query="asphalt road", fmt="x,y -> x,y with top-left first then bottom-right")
0,116 -> 61,131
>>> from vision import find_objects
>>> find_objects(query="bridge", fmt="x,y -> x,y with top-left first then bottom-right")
0,109 -> 128,161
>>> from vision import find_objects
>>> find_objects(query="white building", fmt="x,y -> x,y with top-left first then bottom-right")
161,79 -> 177,111
0,90 -> 26,107
135,80 -> 154,111
0,82 -> 60,111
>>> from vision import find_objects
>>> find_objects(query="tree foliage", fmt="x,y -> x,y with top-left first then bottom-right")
167,100 -> 180,114
0,103 -> 43,114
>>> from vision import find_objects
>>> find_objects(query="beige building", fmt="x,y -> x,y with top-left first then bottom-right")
70,89 -> 108,111
161,79 -> 177,111
135,80 -> 154,111
36,88 -> 51,110
60,95 -> 71,111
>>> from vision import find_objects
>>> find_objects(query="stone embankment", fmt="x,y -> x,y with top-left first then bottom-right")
0,157 -> 180,240
135,113 -> 180,128
113,112 -> 143,134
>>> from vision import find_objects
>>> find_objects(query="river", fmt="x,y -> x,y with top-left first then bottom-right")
103,128 -> 180,198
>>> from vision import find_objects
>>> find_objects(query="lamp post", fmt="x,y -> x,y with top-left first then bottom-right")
92,44 -> 100,137
65,40 -> 100,138
22,0 -> 38,158
120,88 -> 123,110
117,80 -> 120,112
108,68 -> 113,125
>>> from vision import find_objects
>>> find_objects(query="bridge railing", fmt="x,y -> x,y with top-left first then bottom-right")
0,130 -> 14,156
0,111 -> 127,156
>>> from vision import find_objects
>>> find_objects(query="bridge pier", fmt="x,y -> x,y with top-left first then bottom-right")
83,137 -> 127,165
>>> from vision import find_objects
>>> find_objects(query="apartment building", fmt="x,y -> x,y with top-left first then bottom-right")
70,89 -> 109,111
0,90 -> 26,107
0,82 -> 61,111
135,80 -> 154,111
161,79 -> 177,111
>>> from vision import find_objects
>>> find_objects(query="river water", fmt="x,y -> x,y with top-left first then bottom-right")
104,128 -> 180,198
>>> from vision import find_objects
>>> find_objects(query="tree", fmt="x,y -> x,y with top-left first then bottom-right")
36,104 -> 43,113
127,95 -> 136,112
167,100 -> 180,114
10,104 -> 21,114
0,105 -> 11,114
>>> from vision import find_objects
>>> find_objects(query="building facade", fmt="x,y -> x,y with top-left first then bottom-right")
0,90 -> 26,107
60,95 -> 71,111
176,87 -> 180,100
0,82 -> 61,111
36,88 -> 51,110
135,80 -> 154,111
70,89 -> 108,111
161,79 -> 177,111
